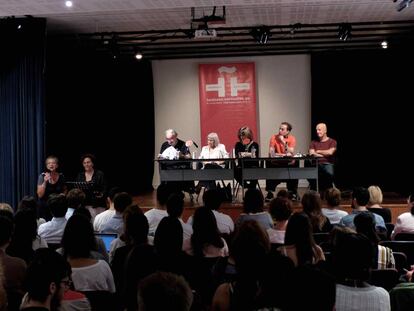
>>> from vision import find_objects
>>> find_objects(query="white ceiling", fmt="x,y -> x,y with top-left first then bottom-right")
1,0 -> 414,34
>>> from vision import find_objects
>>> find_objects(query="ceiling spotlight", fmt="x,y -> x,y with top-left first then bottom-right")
17,24 -> 22,30
338,23 -> 352,41
135,53 -> 143,60
250,26 -> 271,44
65,1 -> 73,7
381,41 -> 388,49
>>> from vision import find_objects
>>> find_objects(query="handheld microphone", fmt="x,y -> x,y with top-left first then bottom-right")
192,141 -> 199,148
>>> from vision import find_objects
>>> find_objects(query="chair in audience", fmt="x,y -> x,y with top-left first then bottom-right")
380,241 -> 414,266
81,291 -> 115,311
393,252 -> 409,274
394,233 -> 414,241
369,268 -> 399,291
385,223 -> 395,240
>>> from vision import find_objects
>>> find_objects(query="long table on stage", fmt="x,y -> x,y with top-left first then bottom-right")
156,156 -> 318,197
238,156 -> 318,194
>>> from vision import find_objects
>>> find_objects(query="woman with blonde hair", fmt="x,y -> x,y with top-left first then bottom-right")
367,185 -> 391,223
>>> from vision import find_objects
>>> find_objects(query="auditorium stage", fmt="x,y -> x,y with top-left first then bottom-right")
133,188 -> 408,224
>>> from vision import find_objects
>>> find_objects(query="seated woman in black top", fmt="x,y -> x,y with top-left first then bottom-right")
234,126 -> 259,189
76,153 -> 107,206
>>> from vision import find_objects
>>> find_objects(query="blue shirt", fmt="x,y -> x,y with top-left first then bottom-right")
339,210 -> 386,232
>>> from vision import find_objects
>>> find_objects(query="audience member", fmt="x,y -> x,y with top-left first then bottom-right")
18,196 -> 46,227
100,192 -> 132,235
391,191 -> 414,239
65,188 -> 86,220
367,185 -> 392,223
166,192 -> 193,239
322,187 -> 348,224
38,194 -> 68,246
236,189 -> 273,230
144,184 -> 170,236
93,186 -> 121,232
301,190 -> 332,233
137,272 -> 193,311
267,197 -> 292,244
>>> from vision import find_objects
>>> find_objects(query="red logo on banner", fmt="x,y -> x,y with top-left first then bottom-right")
199,63 -> 257,153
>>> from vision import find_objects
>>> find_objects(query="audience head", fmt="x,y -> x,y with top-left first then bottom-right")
166,193 -> 185,218
24,249 -> 69,308
0,216 -> 13,248
276,189 -> 290,199
123,204 -> 148,245
0,203 -> 13,214
156,184 -> 172,207
301,190 -> 326,231
66,189 -> 86,210
113,192 -> 132,213
47,194 -> 68,218
107,186 -> 122,203
269,197 -> 292,222
72,207 -> 92,222
191,207 -> 223,257
231,220 -> 270,276
352,187 -> 370,208
61,214 -> 96,258
18,196 -> 38,213
202,189 -> 223,211
207,132 -> 220,148
154,216 -> 183,257
331,228 -> 374,282
325,188 -> 341,207
284,213 -> 315,266
368,185 -> 383,206
13,208 -> 38,242
354,212 -> 380,245
137,272 -> 193,311
243,189 -> 264,214
287,265 -> 336,311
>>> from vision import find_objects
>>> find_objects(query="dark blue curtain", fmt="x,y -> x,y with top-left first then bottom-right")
0,18 -> 46,208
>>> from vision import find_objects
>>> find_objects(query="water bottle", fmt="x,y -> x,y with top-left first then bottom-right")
251,146 -> 256,158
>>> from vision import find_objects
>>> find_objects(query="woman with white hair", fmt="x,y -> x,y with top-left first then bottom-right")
195,132 -> 229,192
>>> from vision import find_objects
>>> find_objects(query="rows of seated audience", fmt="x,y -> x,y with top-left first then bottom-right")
1,184 -> 414,311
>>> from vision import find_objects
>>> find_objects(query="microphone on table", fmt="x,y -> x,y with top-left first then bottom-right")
192,141 -> 199,148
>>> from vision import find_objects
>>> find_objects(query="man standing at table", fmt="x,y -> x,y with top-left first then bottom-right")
265,122 -> 299,202
308,123 -> 337,194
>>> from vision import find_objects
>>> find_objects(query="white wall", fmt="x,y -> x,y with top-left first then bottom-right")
152,55 -> 311,187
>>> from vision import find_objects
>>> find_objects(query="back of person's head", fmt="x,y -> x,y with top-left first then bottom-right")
191,206 -> 223,257
301,190 -> 326,231
113,192 -> 132,213
202,189 -> 223,211
276,189 -> 290,199
166,193 -> 184,218
72,206 -> 92,222
0,216 -> 13,247
24,248 -> 69,304
243,189 -> 264,214
66,188 -> 86,209
287,265 -> 336,311
123,204 -> 148,245
325,188 -> 341,207
368,185 -> 383,205
0,210 -> 13,222
354,212 -> 380,245
47,194 -> 68,218
154,216 -> 183,256
332,229 -> 374,282
18,196 -> 39,218
156,184 -> 173,206
137,272 -> 193,311
107,186 -> 122,202
284,213 -> 315,266
0,203 -> 13,214
269,197 -> 292,221
61,214 -> 96,258
13,208 -> 38,242
231,220 -> 270,275
352,187 -> 370,207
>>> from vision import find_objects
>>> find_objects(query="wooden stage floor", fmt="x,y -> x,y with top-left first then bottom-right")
133,188 -> 408,224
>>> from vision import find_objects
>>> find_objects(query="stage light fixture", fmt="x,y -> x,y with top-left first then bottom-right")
250,26 -> 271,44
396,0 -> 414,11
65,1 -> 73,8
381,40 -> 388,49
338,23 -> 352,41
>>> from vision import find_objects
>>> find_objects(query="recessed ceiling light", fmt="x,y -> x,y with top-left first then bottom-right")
65,1 -> 73,7
381,41 -> 388,49
135,53 -> 143,60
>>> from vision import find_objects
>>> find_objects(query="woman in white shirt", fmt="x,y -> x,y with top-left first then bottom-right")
196,132 -> 229,192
